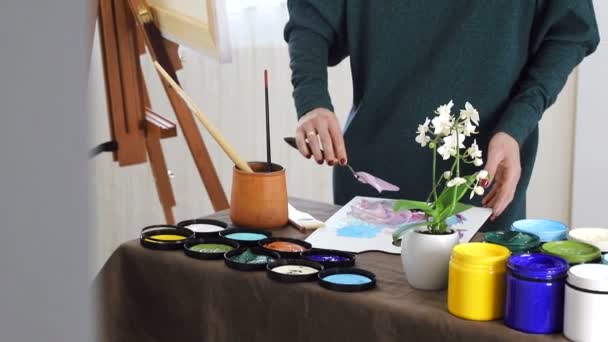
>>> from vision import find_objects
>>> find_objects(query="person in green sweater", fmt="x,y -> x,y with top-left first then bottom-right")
284,1 -> 600,230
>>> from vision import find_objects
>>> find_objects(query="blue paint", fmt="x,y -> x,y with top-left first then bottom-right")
323,274 -> 372,285
511,219 -> 567,242
224,232 -> 267,241
504,254 -> 569,334
337,225 -> 379,239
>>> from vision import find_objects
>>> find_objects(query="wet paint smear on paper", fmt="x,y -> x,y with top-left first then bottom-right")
337,225 -> 380,239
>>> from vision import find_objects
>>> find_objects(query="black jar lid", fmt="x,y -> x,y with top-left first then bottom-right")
318,267 -> 376,292
300,248 -> 356,268
258,237 -> 312,258
224,247 -> 280,271
219,228 -> 272,247
184,237 -> 239,260
140,225 -> 194,250
266,259 -> 324,283
177,218 -> 228,238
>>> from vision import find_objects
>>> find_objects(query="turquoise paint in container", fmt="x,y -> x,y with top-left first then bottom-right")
512,219 -> 567,242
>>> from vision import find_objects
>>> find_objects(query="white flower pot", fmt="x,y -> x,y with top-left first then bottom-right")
401,229 -> 460,290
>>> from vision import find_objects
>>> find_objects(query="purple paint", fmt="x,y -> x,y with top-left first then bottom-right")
304,254 -> 350,263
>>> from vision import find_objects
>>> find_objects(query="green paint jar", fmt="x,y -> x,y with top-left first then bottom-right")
484,231 -> 541,254
541,241 -> 601,265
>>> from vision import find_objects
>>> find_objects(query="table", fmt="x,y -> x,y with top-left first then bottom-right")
96,198 -> 566,342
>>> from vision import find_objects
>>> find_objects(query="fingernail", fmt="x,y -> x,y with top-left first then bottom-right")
328,160 -> 334,166
340,158 -> 347,166
316,160 -> 323,165
480,179 -> 489,188
306,154 -> 311,159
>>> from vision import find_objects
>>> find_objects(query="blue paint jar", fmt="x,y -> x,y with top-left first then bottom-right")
504,253 -> 569,334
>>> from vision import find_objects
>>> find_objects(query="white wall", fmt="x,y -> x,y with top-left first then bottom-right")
571,1 -> 608,228
91,4 -> 584,274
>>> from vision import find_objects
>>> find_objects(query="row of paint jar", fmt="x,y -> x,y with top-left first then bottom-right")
447,243 -> 608,341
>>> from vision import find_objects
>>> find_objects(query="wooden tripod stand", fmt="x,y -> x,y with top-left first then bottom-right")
96,0 -> 230,224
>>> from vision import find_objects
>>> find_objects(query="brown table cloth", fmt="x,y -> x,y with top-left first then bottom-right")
96,198 -> 567,342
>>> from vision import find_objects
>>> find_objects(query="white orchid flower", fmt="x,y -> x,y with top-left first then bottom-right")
467,139 -> 483,159
415,132 -> 431,147
431,101 -> 454,136
473,158 -> 483,167
437,133 -> 465,160
447,177 -> 466,188
470,185 -> 485,199
460,102 -> 480,125
417,117 -> 431,135
462,118 -> 478,136
477,170 -> 489,180
443,171 -> 452,180
435,100 -> 454,117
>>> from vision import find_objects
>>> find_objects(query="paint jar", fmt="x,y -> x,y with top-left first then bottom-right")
448,242 -> 511,321
504,253 -> 569,334
484,231 -> 541,254
230,162 -> 288,230
564,264 -> 608,342
568,227 -> 608,253
540,240 -> 601,266
511,219 -> 567,242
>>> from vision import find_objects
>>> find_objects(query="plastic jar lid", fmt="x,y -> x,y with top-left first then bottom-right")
451,242 -> 511,268
567,264 -> 608,293
507,253 -> 568,281
485,231 -> 541,252
568,228 -> 608,253
541,241 -> 601,265
512,219 -> 567,242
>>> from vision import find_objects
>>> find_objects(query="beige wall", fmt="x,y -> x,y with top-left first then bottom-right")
90,7 -> 580,274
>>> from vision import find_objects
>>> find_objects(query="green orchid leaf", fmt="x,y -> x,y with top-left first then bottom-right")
393,199 -> 433,215
392,222 -> 430,243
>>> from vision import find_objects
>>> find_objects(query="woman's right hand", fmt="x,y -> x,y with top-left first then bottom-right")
295,107 -> 347,166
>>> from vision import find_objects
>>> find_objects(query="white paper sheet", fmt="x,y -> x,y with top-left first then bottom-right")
305,196 -> 492,254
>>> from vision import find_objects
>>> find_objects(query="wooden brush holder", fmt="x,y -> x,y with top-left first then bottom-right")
230,162 -> 288,230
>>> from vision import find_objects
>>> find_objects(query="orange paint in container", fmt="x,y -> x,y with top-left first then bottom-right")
264,241 -> 306,253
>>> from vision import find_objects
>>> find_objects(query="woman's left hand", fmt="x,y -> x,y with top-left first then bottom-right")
481,132 -> 522,220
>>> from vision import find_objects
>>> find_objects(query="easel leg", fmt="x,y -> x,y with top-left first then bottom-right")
128,0 -> 230,211
145,118 -> 176,224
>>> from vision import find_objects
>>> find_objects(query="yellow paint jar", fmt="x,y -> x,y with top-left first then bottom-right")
448,242 -> 511,321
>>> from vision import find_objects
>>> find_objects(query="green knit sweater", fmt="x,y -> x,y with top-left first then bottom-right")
284,0 -> 599,230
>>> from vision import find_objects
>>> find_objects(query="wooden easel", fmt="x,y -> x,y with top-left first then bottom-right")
95,0 -> 230,224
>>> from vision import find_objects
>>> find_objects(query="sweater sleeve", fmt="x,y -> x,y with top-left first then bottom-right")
494,0 -> 600,145
284,0 -> 347,118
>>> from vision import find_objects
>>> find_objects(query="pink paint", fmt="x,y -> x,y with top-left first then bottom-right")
355,172 -> 400,193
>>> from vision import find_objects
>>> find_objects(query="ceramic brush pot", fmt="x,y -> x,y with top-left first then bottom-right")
230,161 -> 288,230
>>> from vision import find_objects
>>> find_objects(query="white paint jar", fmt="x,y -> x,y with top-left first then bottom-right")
564,264 -> 608,342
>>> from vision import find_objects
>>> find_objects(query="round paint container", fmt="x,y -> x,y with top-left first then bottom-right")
484,231 -> 541,254
564,264 -> 608,342
219,228 -> 272,247
448,242 -> 511,321
540,240 -> 601,265
568,227 -> 608,253
177,218 -> 228,238
258,237 -> 312,258
266,259 -> 324,282
318,268 -> 376,292
224,247 -> 280,271
140,225 -> 194,250
504,253 -> 569,334
511,219 -> 567,242
300,248 -> 355,268
184,238 -> 239,260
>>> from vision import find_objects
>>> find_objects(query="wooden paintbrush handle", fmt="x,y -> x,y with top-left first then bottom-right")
153,61 -> 253,173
